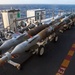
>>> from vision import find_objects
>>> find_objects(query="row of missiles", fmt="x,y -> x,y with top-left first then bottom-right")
0,13 -> 75,69
0,13 -> 69,52
0,24 -> 49,52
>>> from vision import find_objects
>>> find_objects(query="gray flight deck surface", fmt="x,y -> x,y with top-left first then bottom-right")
0,26 -> 75,75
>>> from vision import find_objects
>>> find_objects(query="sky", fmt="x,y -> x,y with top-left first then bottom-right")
0,0 -> 75,4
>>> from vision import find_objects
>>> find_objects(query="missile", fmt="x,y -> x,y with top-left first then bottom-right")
0,24 -> 49,53
0,13 -> 69,53
0,26 -> 53,65
0,18 -> 69,65
0,13 -> 72,53
59,14 -> 75,31
10,26 -> 54,55
52,13 -> 74,33
68,14 -> 75,25
49,13 -> 71,25
0,13 -> 74,66
19,13 -> 71,33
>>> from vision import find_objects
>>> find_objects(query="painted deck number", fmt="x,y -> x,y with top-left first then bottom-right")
56,67 -> 66,75
56,43 -> 75,75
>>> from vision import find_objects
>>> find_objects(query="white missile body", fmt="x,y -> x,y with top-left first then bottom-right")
11,26 -> 54,56
11,34 -> 40,55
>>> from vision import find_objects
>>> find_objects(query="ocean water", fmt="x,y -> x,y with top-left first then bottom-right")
0,4 -> 75,18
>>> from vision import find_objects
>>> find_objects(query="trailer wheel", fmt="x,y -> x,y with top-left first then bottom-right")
38,46 -> 44,56
54,36 -> 58,42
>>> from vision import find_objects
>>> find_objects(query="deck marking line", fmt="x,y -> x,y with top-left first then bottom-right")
65,55 -> 72,60
72,44 -> 75,48
56,66 -> 66,75
70,47 -> 75,51
67,50 -> 74,56
61,59 -> 70,68
56,44 -> 75,75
